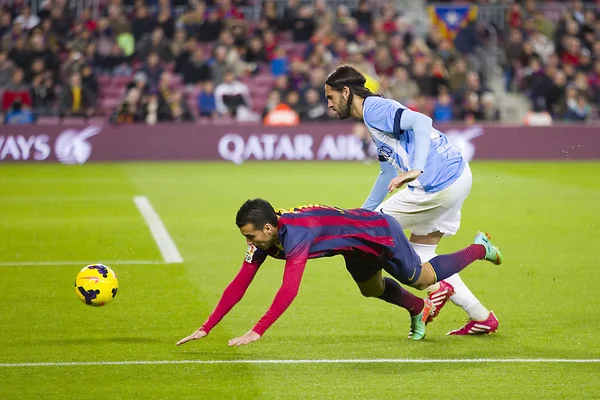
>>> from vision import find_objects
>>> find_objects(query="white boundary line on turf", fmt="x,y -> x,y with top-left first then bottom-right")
0,260 -> 165,267
1,359 -> 599,367
133,195 -> 183,264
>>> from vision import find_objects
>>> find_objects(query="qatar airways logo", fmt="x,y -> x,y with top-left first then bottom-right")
218,133 -> 367,164
0,125 -> 101,163
54,125 -> 101,164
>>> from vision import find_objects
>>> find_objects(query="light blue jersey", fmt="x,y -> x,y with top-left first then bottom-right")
361,96 -> 466,211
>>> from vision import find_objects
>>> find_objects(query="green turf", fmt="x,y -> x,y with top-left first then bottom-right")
1,161 -> 599,399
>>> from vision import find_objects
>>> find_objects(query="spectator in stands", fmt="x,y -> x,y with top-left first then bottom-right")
170,28 -> 188,67
182,48 -> 212,86
15,6 -> 40,30
197,80 -> 217,118
81,64 -> 99,102
455,71 -> 490,108
157,7 -> 175,40
481,92 -> 501,122
262,89 -> 282,119
299,87 -> 327,122
61,50 -> 86,82
4,99 -> 35,124
292,5 -> 316,42
58,72 -> 96,118
5,68 -> 28,93
196,7 -> 223,43
137,27 -> 172,63
210,45 -> 232,85
281,0 -> 300,32
245,36 -> 269,66
411,60 -> 433,97
7,36 -> 29,71
433,86 -> 453,123
287,56 -> 308,92
352,0 -> 372,32
261,0 -> 279,32
107,4 -> 130,35
564,93 -> 592,121
529,30 -> 554,65
314,0 -> 334,31
131,5 -> 156,41
115,87 -> 142,124
140,52 -> 164,89
101,42 -> 132,76
2,22 -> 24,51
431,58 -> 449,97
270,47 -> 289,77
373,46 -> 395,77
214,69 -> 252,117
388,65 -> 419,104
164,91 -> 194,122
0,50 -> 15,87
31,71 -> 56,116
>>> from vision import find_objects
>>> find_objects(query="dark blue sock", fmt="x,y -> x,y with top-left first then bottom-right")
429,244 -> 486,281
377,277 -> 424,316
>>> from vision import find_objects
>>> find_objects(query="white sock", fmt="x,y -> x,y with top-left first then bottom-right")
410,243 -> 440,293
444,274 -> 490,321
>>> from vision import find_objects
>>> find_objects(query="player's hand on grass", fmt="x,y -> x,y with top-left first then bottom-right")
176,329 -> 207,346
228,330 -> 261,347
387,169 -> 422,192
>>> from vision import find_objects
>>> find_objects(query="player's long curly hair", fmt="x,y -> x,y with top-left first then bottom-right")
325,65 -> 382,119
236,199 -> 278,229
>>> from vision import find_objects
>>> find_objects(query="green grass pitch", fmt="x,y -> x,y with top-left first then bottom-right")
0,161 -> 599,399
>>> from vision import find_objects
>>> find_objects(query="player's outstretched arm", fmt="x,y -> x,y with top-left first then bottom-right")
175,261 -> 260,346
227,254 -> 309,346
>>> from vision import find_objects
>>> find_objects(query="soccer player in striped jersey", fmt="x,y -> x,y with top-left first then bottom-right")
324,65 -> 499,335
177,199 -> 502,347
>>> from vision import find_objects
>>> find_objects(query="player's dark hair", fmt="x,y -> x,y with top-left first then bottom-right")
236,198 -> 278,229
325,65 -> 382,118
325,65 -> 382,99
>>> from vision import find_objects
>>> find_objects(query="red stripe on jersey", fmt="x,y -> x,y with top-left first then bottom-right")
280,214 -> 389,228
313,233 -> 395,247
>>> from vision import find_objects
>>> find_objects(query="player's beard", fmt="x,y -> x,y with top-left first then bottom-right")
337,91 -> 353,120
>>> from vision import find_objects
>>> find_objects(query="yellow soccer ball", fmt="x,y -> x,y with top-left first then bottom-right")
75,264 -> 119,307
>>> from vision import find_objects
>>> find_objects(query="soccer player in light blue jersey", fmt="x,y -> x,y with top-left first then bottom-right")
324,65 -> 499,335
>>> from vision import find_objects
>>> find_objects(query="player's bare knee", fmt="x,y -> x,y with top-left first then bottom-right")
412,281 -> 430,291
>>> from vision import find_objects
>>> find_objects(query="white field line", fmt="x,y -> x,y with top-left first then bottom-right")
133,196 -> 183,264
1,359 -> 599,368
0,260 -> 165,267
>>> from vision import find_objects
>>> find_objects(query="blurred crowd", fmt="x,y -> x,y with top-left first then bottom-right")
502,0 -> 600,122
0,0 -> 597,125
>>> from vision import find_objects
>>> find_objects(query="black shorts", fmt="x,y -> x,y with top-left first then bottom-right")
343,215 -> 423,285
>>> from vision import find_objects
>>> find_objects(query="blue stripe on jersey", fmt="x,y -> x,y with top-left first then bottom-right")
393,107 -> 405,136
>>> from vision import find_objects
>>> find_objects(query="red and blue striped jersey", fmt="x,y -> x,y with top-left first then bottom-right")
246,205 -> 396,267
200,205 -> 397,338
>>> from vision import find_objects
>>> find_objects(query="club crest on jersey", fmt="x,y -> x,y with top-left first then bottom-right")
245,244 -> 257,262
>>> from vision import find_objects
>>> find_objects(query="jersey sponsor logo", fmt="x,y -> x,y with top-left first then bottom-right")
376,144 -> 394,160
245,244 -> 257,263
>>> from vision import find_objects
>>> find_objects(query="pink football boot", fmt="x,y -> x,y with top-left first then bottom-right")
426,280 -> 455,323
447,311 -> 499,335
